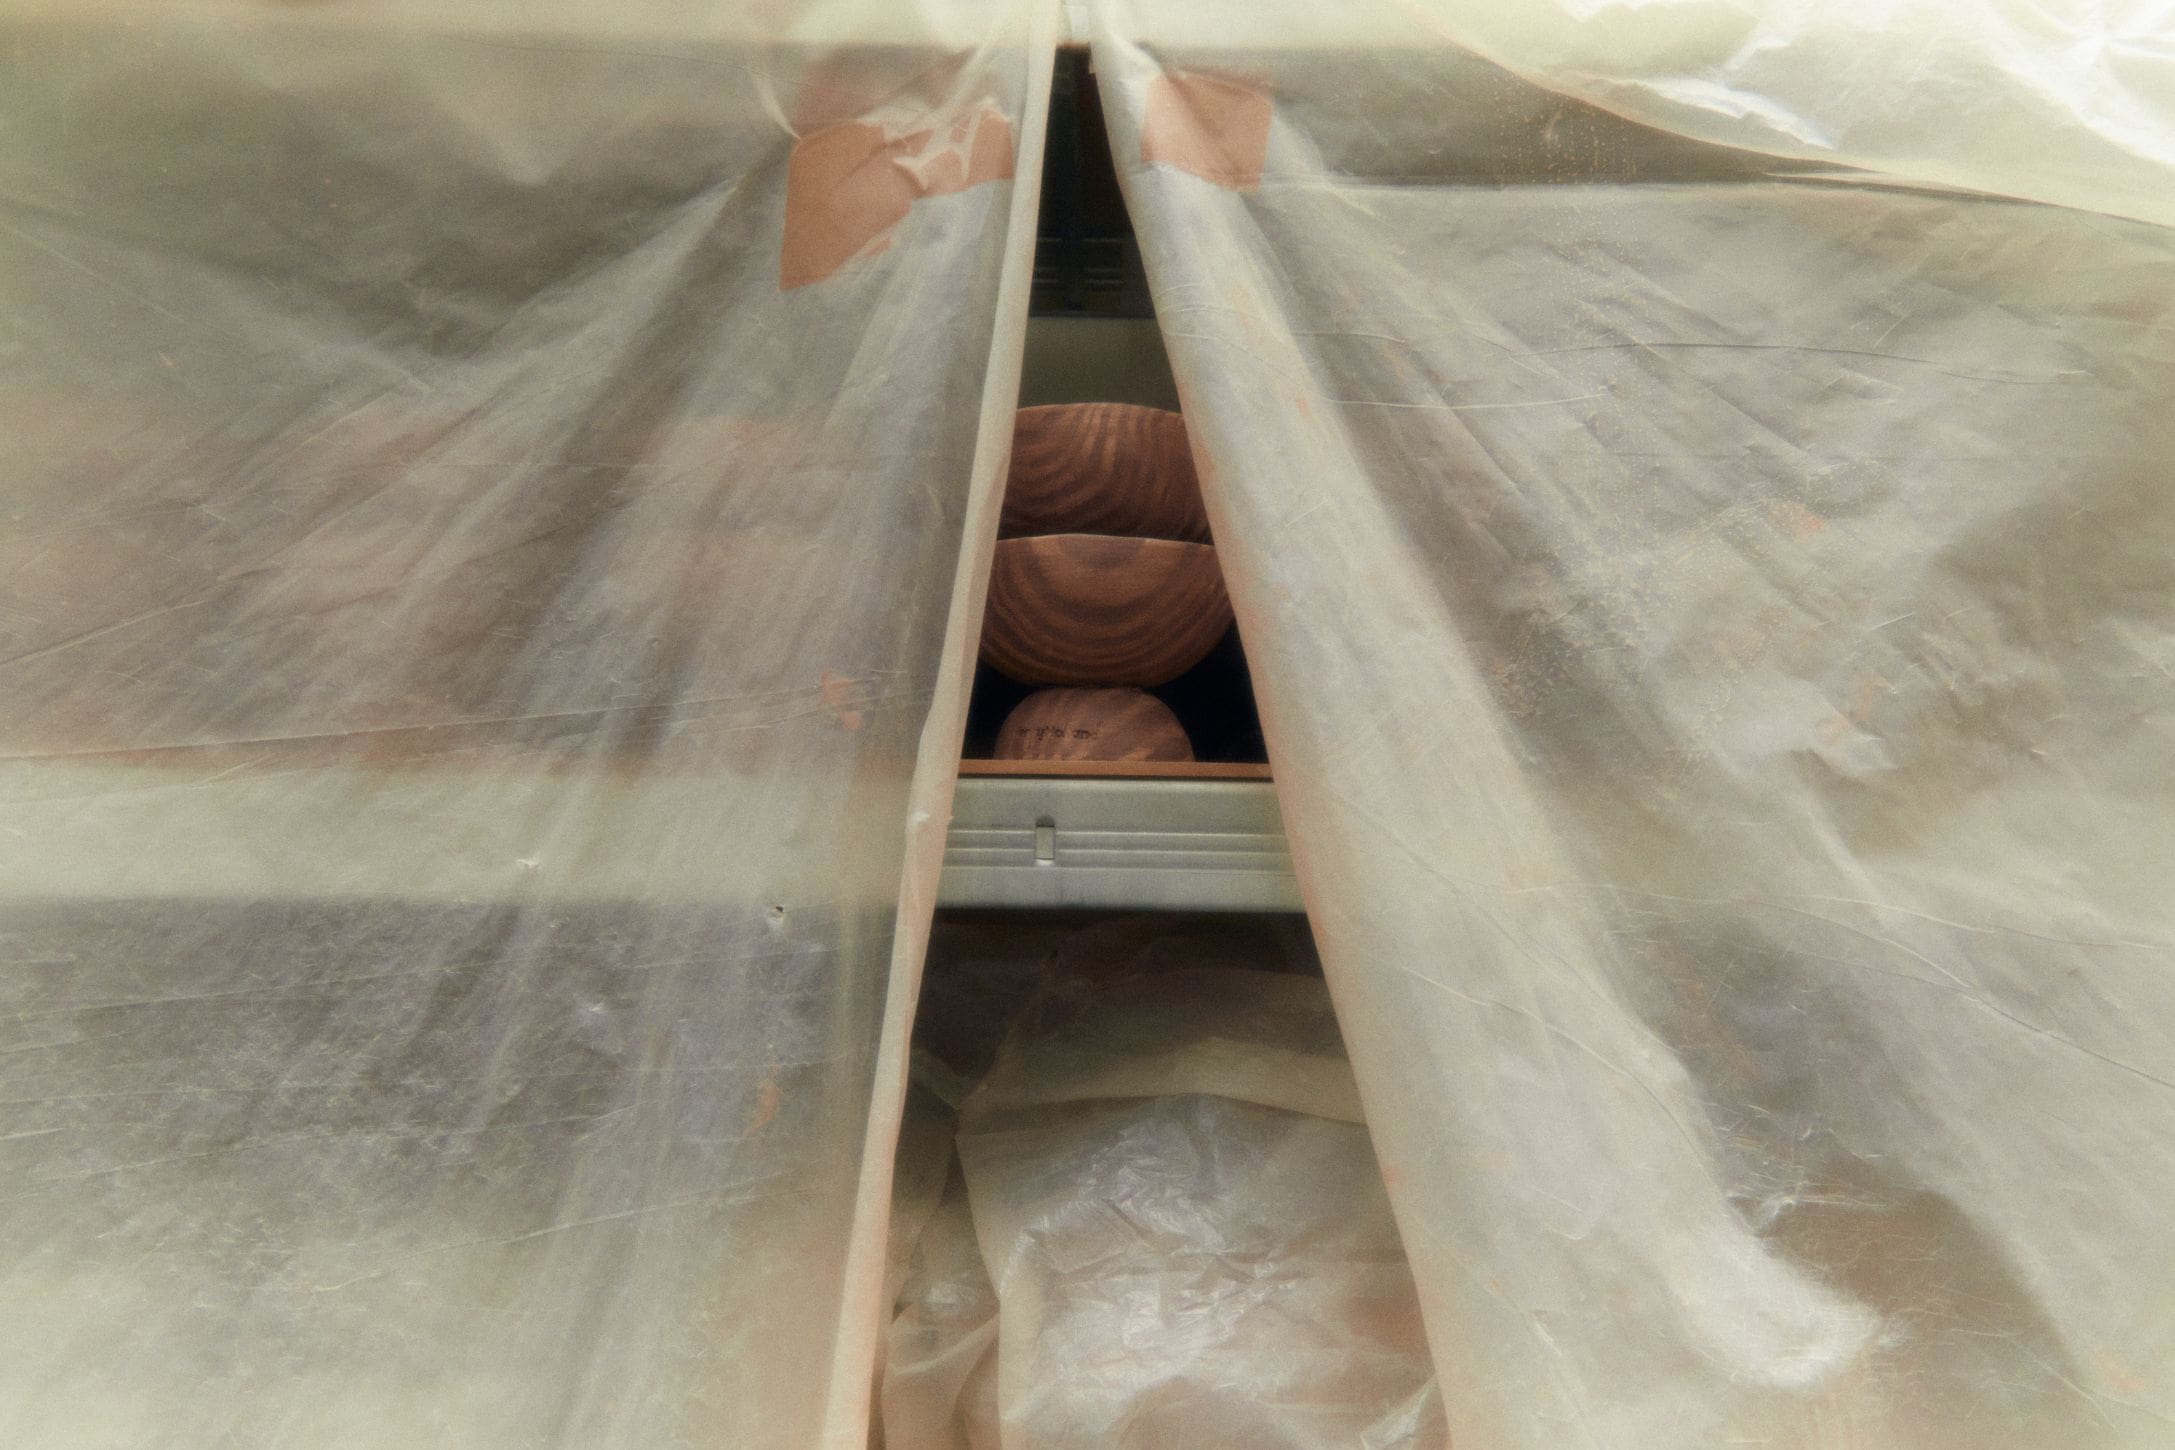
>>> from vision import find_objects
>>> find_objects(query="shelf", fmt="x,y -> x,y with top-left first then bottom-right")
937,774 -> 1301,913
2,760 -> 1300,914
957,758 -> 1270,780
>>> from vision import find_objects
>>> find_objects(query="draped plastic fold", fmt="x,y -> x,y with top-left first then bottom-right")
883,923 -> 1440,1450
1081,0 -> 2175,228
950,970 -> 1440,1450
0,5 -> 1049,1445
1090,5 -> 2175,1447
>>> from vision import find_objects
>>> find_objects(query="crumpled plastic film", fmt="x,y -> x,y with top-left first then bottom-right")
882,1160 -> 1002,1450
886,957 -> 1442,1450
0,5 -> 1048,1446
1089,8 -> 2175,1448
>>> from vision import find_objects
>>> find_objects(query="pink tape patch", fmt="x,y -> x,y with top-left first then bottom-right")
1140,70 -> 1271,191
780,104 -> 1014,290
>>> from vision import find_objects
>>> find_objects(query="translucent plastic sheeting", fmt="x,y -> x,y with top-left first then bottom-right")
0,5 -> 1050,1445
1079,0 -> 2175,230
884,945 -> 1440,1450
1090,10 -> 2175,1448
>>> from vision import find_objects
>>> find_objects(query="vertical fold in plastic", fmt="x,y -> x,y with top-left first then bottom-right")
0,4 -> 1049,1445
1089,5 -> 2175,1446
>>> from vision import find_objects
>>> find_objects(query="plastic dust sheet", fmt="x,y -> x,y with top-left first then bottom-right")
882,915 -> 1441,1450
0,5 -> 1051,1446
1087,4 -> 2175,1447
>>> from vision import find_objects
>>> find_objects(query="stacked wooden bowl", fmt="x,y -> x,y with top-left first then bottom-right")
983,404 -> 1231,764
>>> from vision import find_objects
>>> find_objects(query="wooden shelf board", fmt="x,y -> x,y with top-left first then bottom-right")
957,757 -> 1272,781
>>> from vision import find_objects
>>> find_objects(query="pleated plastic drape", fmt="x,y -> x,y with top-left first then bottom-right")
1089,4 -> 2175,1447
0,5 -> 1051,1445
9,1 -> 2175,1445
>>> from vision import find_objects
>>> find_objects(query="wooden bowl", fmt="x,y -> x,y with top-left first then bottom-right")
980,534 -> 1232,686
995,687 -> 1194,762
1002,403 -> 1209,542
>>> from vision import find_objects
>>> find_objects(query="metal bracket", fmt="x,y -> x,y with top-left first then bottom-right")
938,775 -> 1302,913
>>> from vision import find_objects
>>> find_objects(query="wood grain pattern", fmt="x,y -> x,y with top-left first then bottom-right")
1001,403 -> 1210,542
980,534 -> 1233,686
995,687 -> 1194,762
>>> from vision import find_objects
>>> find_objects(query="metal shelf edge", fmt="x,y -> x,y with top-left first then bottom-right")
936,774 -> 1302,913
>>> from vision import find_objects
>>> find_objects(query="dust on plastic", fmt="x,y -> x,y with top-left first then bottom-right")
1088,3 -> 2175,1446
0,5 -> 1048,1445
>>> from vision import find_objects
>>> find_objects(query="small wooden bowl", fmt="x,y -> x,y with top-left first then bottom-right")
980,534 -> 1232,686
995,687 -> 1195,762
1002,403 -> 1209,542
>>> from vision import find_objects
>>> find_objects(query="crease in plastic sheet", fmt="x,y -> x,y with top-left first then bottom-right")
1084,0 -> 2175,229
0,4 -> 1050,1445
1087,5 -> 2175,1446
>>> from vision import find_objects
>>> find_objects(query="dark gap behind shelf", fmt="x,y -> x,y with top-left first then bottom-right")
919,909 -> 1323,1083
974,50 -> 1266,765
